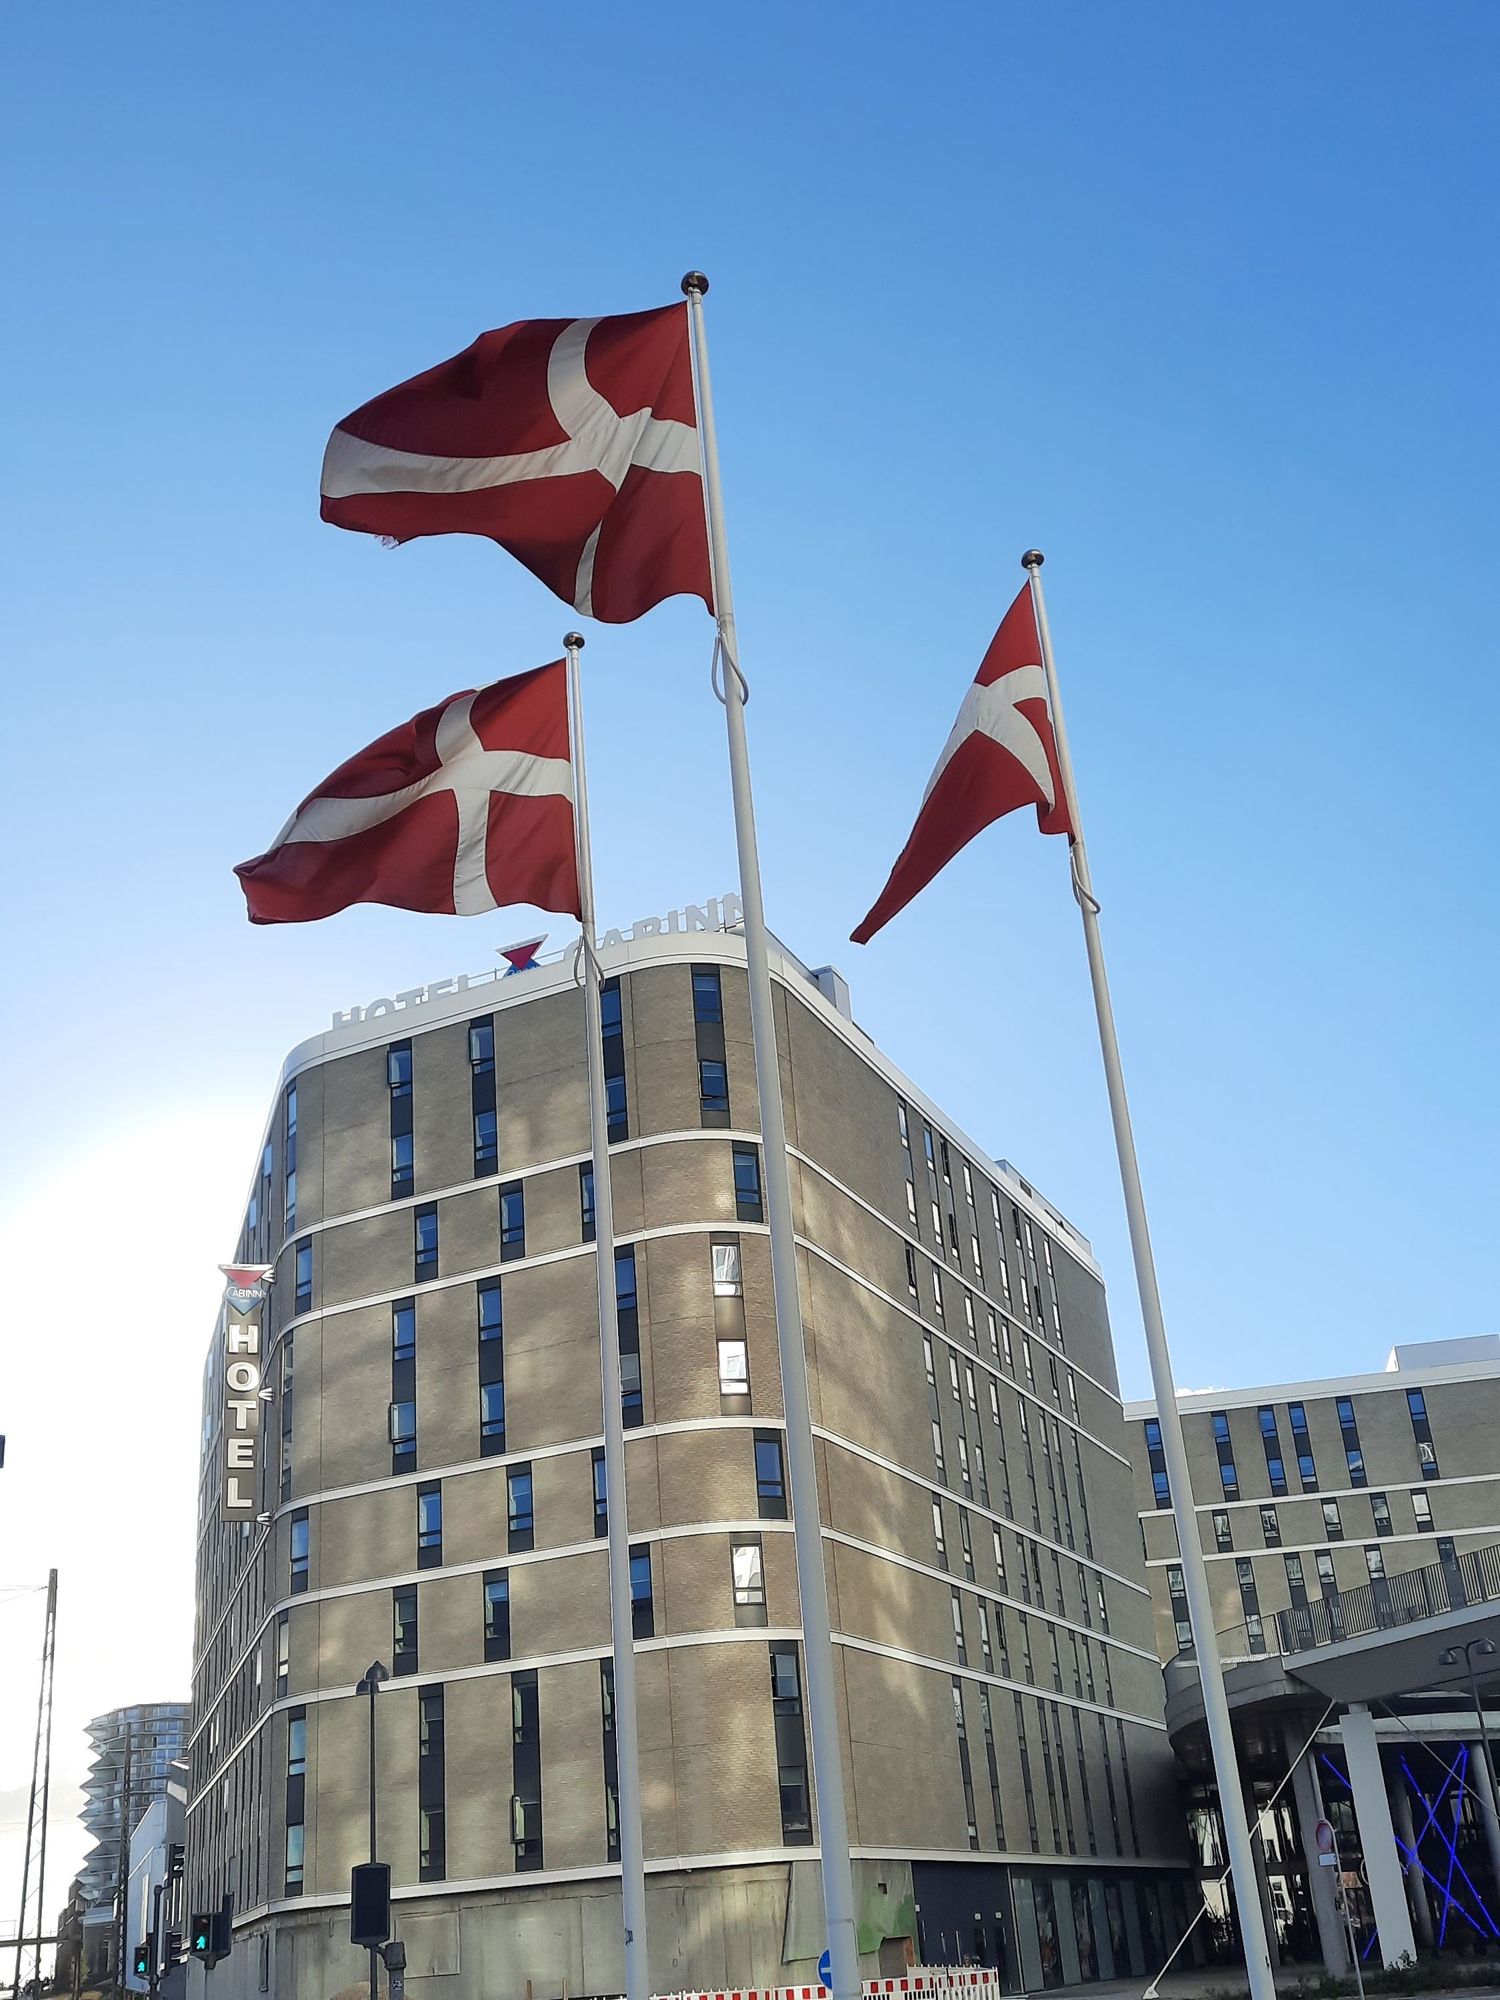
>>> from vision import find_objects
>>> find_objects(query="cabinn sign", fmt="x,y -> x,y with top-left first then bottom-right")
331,890 -> 744,1029
218,1263 -> 273,1523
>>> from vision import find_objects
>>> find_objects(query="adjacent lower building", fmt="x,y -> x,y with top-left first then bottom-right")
1127,1335 -> 1500,1972
188,921 -> 1189,1999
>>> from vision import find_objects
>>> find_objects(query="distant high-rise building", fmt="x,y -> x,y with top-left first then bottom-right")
79,1703 -> 190,1978
189,924 -> 1188,1998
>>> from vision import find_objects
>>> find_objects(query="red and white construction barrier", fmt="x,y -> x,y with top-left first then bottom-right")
656,1965 -> 1003,2000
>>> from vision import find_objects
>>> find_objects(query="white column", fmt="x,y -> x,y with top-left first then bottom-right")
1387,1766 -> 1433,1952
1284,1720 -> 1347,1974
1341,1704 -> 1416,1967
1464,1736 -> 1500,1910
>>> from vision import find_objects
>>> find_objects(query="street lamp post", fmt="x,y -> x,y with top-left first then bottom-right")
1440,1636 -> 1500,1812
355,1662 -> 389,2000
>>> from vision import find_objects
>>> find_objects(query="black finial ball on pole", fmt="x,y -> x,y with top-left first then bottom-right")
563,632 -> 586,652
1022,549 -> 1045,571
681,271 -> 710,297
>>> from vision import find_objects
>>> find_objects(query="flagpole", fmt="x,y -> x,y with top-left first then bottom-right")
564,632 -> 651,2000
681,273 -> 862,2000
1021,551 -> 1277,2000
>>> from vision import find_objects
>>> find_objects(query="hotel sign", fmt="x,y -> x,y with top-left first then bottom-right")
331,890 -> 743,1029
218,1263 -> 273,1523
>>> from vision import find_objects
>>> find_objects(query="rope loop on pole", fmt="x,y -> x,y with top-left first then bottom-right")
1069,843 -> 1101,915
710,624 -> 750,708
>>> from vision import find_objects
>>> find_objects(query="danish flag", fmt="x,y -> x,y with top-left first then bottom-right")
321,304 -> 712,624
851,585 -> 1072,944
234,661 -> 580,925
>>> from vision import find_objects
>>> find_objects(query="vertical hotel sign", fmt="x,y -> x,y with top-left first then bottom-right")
218,1264 -> 274,1522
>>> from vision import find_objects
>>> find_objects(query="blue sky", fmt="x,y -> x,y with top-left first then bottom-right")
1,0 -> 1495,1921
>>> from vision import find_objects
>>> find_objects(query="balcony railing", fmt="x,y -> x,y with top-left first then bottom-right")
1275,1540 -> 1500,1656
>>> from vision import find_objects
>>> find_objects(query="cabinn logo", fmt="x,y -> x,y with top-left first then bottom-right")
219,1264 -> 274,1315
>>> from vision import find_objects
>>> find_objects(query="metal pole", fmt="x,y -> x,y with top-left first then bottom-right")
114,1722 -> 133,2000
12,1575 -> 55,2000
681,272 -> 861,2000
147,1883 -> 163,2000
1022,550 -> 1276,2000
564,632 -> 651,2000
368,1675 -> 380,2000
1466,1652 -> 1500,1830
34,1574 -> 56,1998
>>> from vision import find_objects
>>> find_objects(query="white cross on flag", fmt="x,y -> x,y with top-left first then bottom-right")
234,661 -> 580,925
320,304 -> 712,624
851,585 -> 1073,943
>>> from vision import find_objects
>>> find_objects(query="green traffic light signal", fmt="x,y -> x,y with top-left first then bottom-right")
132,1941 -> 151,1980
190,1914 -> 213,1956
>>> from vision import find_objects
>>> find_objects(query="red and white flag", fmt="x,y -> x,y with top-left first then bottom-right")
851,585 -> 1072,943
321,305 -> 712,625
235,661 -> 580,925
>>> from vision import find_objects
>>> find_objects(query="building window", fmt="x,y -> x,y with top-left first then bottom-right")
1258,1406 -> 1288,1497
1323,1499 -> 1344,1541
1260,1505 -> 1281,1547
1336,1396 -> 1367,1487
418,1687 -> 446,1881
718,1336 -> 749,1399
1143,1418 -> 1170,1508
601,977 -> 627,1141
1213,1510 -> 1233,1552
592,1449 -> 608,1537
905,1244 -> 919,1298
932,1498 -> 948,1570
392,1298 -> 416,1362
951,1680 -> 980,1850
616,1246 -> 642,1426
393,1585 -> 418,1675
1288,1401 -> 1318,1489
699,1057 -> 730,1127
499,1182 -> 525,1261
730,1538 -> 768,1625
579,1163 -> 596,1243
1364,1543 -> 1387,1583
284,1083 -> 298,1232
417,1483 -> 442,1567
480,1380 -> 506,1455
629,1545 -> 654,1638
470,1016 -> 497,1177
294,1238 -> 312,1315
1235,1559 -> 1265,1654
1371,1492 -> 1393,1536
1407,1387 -> 1440,1477
755,1431 -> 787,1519
508,1465 -> 533,1551
1167,1564 -> 1192,1652
601,1662 -> 620,1862
284,1821 -> 305,1895
950,1588 -> 967,1665
1412,1488 -> 1435,1531
769,1645 -> 813,1844
289,1510 -> 309,1593
1211,1411 -> 1239,1501
477,1277 -> 502,1339
388,1040 -> 414,1198
276,1612 -> 290,1698
389,1399 -> 416,1472
511,1671 -> 543,1870
733,1145 -> 763,1223
1284,1552 -> 1309,1606
287,1710 -> 307,1779
691,964 -> 723,1024
413,1204 -> 438,1281
483,1571 -> 510,1662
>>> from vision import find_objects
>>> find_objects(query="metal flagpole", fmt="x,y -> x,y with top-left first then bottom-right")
563,632 -> 651,2000
1021,549 -> 1277,2000
680,273 -> 862,2000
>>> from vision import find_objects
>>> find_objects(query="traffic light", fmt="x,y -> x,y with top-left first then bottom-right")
132,1941 -> 151,1981
189,1914 -> 214,1961
167,1842 -> 185,1883
162,1931 -> 184,1974
350,1862 -> 391,1947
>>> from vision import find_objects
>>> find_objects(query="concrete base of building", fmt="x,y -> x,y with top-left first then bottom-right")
182,1856 -> 1199,2000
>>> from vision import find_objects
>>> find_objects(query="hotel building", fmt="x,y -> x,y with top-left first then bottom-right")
187,923 -> 1189,1998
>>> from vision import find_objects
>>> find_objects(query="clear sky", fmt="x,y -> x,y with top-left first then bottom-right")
2,0 -> 1495,1948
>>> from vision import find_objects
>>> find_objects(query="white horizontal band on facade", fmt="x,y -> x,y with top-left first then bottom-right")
786,1143 -> 1120,1409
825,1529 -> 1162,1669
812,1426 -> 1150,1601
848,1845 -> 1189,1873
220,1842 -> 827,1932
1135,1466 -> 1500,1522
796,1234 -> 1127,1469
1143,1525 -> 1500,1567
